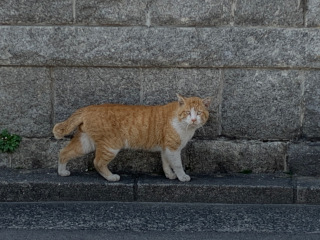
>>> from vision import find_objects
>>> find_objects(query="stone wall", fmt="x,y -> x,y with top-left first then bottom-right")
0,0 -> 320,176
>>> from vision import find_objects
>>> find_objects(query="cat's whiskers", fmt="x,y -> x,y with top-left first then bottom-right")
185,123 -> 191,132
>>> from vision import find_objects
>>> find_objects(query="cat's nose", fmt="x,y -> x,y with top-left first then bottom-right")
191,118 -> 197,123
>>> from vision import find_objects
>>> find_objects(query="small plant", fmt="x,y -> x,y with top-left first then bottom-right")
0,129 -> 22,153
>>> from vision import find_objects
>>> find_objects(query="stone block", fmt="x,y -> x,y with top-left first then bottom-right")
53,68 -> 141,123
288,142 -> 320,176
0,169 -> 134,202
136,174 -> 293,204
141,68 -> 222,138
198,27 -> 320,69
296,177 -> 320,204
0,0 -> 73,25
188,140 -> 286,174
0,138 -> 89,171
303,71 -> 320,139
0,67 -> 51,137
234,0 -> 304,27
306,0 -> 320,27
221,69 -> 303,140
76,0 -> 148,25
1,26 -> 320,68
150,0 -> 232,26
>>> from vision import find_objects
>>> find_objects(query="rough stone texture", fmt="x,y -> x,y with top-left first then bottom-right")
0,169 -> 134,202
303,71 -> 320,139
150,0 -> 232,26
0,0 -> 73,25
288,142 -> 320,176
3,203 -> 320,234
0,155 -> 8,168
53,68 -> 141,123
306,0 -> 320,27
1,26 -> 320,68
141,68 -> 222,138
296,177 -> 320,204
0,138 -> 89,171
221,69 -> 303,140
188,140 -> 286,174
0,67 -> 51,137
0,0 -> 310,28
199,27 -> 320,69
234,0 -> 304,27
76,0 -> 148,26
137,175 -> 293,204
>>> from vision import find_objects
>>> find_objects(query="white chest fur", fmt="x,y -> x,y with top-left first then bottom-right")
171,117 -> 196,150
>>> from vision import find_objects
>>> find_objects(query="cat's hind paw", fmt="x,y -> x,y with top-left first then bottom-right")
106,174 -> 120,182
178,174 -> 191,182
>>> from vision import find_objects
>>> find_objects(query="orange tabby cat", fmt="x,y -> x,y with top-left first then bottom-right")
53,94 -> 211,182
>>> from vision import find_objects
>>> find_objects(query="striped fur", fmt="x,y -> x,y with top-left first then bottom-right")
53,94 -> 211,182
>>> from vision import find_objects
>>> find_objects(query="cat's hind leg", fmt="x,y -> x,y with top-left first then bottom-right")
93,146 -> 120,182
58,132 -> 94,177
161,151 -> 177,180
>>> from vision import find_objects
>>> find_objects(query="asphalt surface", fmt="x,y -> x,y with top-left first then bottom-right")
1,202 -> 320,239
1,229 -> 320,240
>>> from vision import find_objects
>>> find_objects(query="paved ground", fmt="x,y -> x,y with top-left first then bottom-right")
1,229 -> 320,240
1,202 -> 320,239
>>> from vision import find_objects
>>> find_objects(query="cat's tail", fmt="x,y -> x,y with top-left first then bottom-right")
53,110 -> 84,139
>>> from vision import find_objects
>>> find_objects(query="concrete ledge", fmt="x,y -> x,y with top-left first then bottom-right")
2,168 -> 320,204
0,168 -> 305,204
0,169 -> 134,202
136,174 -> 293,204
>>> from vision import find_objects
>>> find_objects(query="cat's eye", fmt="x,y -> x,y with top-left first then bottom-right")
197,111 -> 202,115
185,111 -> 191,115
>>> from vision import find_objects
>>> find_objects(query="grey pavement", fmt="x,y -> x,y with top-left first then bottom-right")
1,202 -> 320,239
1,229 -> 320,240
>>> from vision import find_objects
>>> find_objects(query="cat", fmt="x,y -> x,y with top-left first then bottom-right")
53,94 -> 211,182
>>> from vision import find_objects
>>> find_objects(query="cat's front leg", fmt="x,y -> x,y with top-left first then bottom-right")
161,151 -> 177,180
163,148 -> 190,182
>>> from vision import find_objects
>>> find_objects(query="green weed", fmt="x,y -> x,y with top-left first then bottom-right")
0,129 -> 21,153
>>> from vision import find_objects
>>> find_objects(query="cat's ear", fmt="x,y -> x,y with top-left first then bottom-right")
176,93 -> 186,106
202,97 -> 212,109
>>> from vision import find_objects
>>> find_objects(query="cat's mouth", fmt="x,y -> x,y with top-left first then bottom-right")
187,122 -> 200,128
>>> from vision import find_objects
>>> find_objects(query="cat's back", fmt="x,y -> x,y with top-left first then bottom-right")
79,101 -> 179,149
80,101 -> 178,127
82,102 -> 176,115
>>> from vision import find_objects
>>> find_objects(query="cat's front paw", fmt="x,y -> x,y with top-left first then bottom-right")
178,174 -> 191,182
58,170 -> 71,177
165,172 -> 177,180
106,174 -> 120,182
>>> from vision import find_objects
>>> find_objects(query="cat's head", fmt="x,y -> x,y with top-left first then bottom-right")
176,94 -> 211,129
